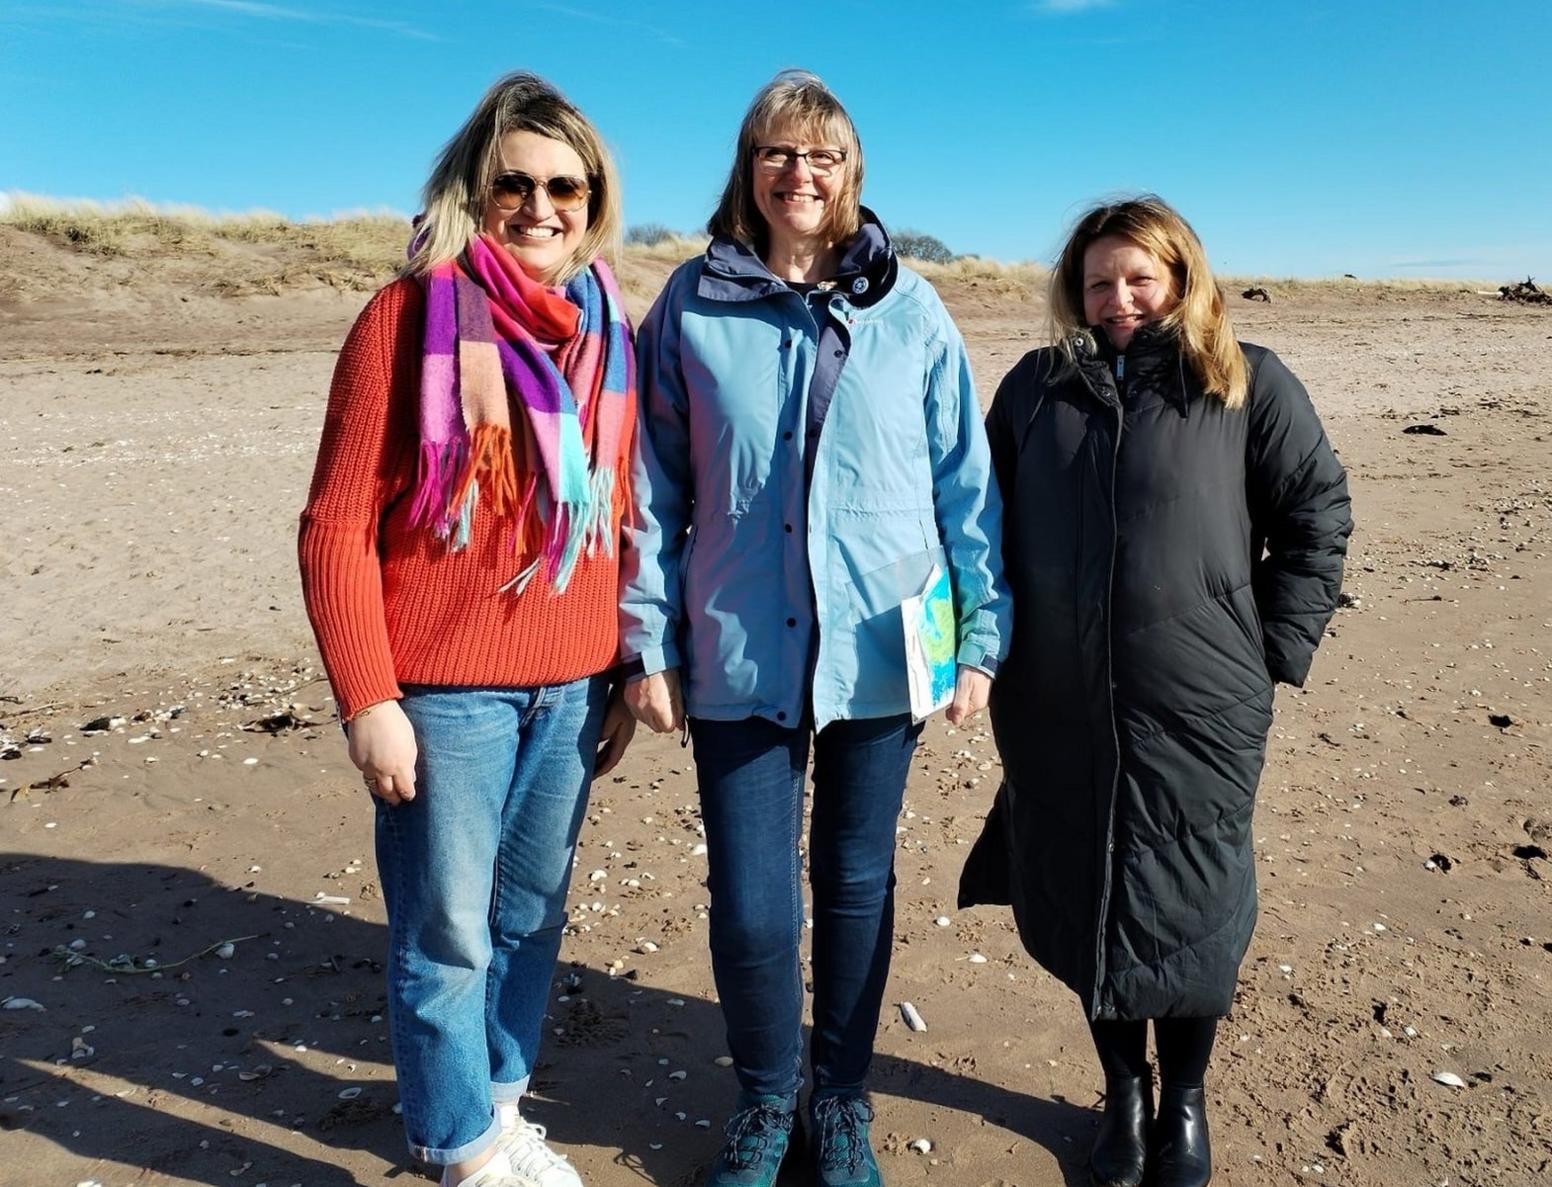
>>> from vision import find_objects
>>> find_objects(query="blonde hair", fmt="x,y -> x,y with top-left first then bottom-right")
707,69 -> 864,253
1048,195 -> 1248,408
406,72 -> 622,283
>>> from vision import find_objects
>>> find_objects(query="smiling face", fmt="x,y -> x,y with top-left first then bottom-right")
1082,234 -> 1178,351
480,129 -> 590,284
750,123 -> 846,249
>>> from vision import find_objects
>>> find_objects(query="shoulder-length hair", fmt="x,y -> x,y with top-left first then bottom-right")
406,72 -> 622,283
707,69 -> 864,254
1048,195 -> 1248,409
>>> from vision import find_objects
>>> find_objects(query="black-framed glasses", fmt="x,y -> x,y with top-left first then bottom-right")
489,171 -> 592,212
751,146 -> 847,175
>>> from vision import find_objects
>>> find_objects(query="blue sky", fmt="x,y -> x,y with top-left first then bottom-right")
3,0 -> 1549,278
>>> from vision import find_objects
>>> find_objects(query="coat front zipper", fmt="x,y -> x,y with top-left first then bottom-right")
1090,376 -> 1125,1020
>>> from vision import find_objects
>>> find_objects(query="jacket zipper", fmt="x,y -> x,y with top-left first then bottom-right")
1091,386 -> 1125,1019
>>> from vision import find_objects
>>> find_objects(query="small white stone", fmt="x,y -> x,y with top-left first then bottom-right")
934,916 -> 951,928
909,1138 -> 933,1154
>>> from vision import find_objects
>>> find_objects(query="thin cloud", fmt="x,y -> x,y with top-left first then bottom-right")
1031,0 -> 1118,14
132,0 -> 441,42
532,2 -> 686,47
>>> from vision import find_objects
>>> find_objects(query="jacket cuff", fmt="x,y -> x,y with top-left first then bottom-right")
630,642 -> 681,677
1266,646 -> 1314,688
956,639 -> 998,675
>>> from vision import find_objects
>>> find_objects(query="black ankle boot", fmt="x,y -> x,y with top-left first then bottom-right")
1089,1071 -> 1152,1187
1151,1082 -> 1211,1187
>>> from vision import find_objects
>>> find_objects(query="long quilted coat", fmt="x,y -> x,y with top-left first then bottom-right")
958,326 -> 1352,1020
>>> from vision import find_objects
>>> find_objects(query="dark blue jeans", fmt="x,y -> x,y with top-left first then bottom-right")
691,713 -> 922,1104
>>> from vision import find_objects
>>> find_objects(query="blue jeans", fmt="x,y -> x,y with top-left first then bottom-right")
376,677 -> 607,1164
690,713 -> 922,1104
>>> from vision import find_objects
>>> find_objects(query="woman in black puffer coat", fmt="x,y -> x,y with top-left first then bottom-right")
959,196 -> 1352,1187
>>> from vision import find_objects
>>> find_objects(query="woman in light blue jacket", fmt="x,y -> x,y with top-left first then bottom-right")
620,70 -> 1009,1187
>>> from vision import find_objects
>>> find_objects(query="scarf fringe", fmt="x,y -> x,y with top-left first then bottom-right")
493,469 -> 619,597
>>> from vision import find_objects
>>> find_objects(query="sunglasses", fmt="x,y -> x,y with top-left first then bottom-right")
489,171 -> 592,213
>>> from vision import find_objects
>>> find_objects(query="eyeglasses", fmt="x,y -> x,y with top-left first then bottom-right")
489,171 -> 592,212
751,146 -> 847,176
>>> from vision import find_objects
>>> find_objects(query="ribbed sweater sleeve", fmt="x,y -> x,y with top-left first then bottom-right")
298,281 -> 421,719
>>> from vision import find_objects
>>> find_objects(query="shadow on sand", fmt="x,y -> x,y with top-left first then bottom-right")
0,854 -> 1091,1186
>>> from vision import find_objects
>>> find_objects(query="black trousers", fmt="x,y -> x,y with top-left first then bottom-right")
1089,1017 -> 1218,1086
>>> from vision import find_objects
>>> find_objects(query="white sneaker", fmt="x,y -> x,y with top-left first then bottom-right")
494,1102 -> 584,1187
440,1147 -> 522,1187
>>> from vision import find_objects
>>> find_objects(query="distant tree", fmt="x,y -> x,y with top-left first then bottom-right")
893,228 -> 954,265
626,223 -> 678,246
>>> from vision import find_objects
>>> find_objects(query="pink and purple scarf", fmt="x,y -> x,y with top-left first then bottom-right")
411,233 -> 634,594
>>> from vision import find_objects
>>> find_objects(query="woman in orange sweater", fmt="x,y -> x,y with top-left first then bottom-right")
298,73 -> 635,1187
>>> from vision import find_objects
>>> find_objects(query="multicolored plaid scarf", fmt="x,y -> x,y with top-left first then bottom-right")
411,232 -> 634,594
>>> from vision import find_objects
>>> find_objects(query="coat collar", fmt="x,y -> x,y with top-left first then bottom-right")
697,207 -> 897,307
1074,323 -> 1193,417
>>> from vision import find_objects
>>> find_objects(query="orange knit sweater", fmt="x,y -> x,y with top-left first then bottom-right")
298,278 -> 631,719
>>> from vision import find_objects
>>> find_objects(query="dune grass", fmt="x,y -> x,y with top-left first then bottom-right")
910,254 -> 1047,296
0,195 -> 1513,301
1220,273 -> 1495,297
0,193 -> 410,291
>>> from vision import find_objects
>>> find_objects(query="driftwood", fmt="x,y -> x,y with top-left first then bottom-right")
1499,277 -> 1551,305
1242,286 -> 1271,302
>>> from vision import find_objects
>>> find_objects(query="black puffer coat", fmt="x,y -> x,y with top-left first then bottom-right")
958,326 -> 1351,1020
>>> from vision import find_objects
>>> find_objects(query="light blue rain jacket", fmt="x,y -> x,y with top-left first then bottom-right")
619,229 -> 1010,730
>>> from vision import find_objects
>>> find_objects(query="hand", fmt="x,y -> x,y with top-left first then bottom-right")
945,666 -> 992,727
347,700 -> 418,805
624,669 -> 684,734
593,686 -> 638,779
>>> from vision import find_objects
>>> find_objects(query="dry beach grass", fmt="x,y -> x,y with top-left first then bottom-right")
1,209 -> 1549,1187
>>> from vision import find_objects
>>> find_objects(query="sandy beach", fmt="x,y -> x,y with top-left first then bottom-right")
2,222 -> 1549,1187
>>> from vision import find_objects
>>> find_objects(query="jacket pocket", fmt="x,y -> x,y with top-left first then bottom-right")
849,544 -> 950,677
852,544 -> 947,615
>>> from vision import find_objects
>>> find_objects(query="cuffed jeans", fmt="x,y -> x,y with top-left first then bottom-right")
690,712 -> 921,1104
376,677 -> 606,1164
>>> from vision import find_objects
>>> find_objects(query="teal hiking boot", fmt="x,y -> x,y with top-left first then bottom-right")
811,1094 -> 883,1187
703,1094 -> 797,1187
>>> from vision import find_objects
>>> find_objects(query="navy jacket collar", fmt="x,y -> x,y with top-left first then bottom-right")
698,207 -> 897,307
